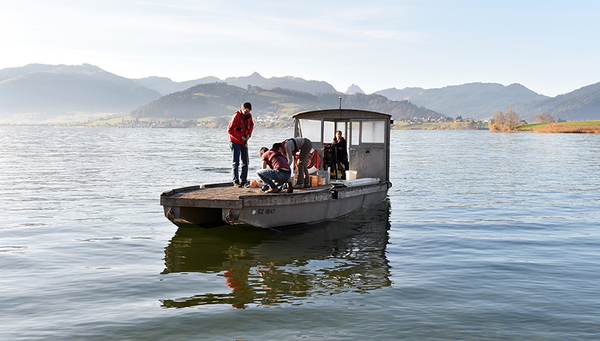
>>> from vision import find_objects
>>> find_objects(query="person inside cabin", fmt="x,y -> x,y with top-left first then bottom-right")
227,102 -> 254,188
332,130 -> 349,173
282,137 -> 312,189
257,143 -> 292,193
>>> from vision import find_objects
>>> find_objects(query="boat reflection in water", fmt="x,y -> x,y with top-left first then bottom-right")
160,199 -> 391,309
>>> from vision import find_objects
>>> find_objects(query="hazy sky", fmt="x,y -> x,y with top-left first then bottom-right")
1,0 -> 598,97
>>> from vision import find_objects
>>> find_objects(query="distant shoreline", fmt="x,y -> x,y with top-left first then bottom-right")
4,119 -> 600,133
517,120 -> 600,134
393,121 -> 488,130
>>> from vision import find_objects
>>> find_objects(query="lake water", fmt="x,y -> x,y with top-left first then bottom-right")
1,127 -> 599,340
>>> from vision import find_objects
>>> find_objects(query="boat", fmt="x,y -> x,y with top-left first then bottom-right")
160,108 -> 392,230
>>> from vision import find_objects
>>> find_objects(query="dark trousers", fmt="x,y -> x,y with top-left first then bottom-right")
296,140 -> 312,186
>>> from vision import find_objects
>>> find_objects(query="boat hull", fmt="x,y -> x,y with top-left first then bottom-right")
161,182 -> 390,230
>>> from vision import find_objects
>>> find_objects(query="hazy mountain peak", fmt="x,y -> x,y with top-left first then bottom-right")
375,87 -> 424,101
138,76 -> 173,81
223,72 -> 338,94
345,84 -> 364,95
225,72 -> 267,88
71,63 -> 102,72
132,75 -> 221,95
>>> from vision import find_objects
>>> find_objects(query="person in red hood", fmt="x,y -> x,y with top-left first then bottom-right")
228,102 -> 254,187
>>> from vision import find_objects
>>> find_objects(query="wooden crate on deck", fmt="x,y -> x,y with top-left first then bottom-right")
295,175 -> 323,186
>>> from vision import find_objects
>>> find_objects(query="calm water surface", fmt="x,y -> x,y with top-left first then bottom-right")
1,127 -> 599,340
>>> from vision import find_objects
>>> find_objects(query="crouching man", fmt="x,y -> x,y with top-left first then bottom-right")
257,143 -> 291,193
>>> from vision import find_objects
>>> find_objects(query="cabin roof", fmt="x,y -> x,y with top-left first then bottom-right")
292,109 -> 391,121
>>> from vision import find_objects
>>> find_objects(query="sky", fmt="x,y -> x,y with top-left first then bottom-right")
1,0 -> 599,97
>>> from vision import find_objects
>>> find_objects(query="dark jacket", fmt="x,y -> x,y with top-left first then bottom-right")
332,137 -> 348,162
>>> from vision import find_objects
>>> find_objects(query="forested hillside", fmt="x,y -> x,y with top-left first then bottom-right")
130,82 -> 443,121
514,82 -> 600,121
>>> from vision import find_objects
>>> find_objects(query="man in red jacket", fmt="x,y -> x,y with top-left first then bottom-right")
227,102 -> 254,187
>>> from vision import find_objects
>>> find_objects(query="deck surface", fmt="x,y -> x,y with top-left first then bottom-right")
170,184 -> 329,201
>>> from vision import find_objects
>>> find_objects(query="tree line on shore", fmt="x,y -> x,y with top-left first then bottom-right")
490,107 -> 600,133
490,106 -> 560,132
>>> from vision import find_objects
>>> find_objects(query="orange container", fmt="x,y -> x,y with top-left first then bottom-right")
309,175 -> 322,187
295,175 -> 322,186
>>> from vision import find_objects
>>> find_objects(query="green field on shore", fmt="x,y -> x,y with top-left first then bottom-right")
518,120 -> 600,130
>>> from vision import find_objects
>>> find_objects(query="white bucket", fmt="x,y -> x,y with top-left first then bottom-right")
346,170 -> 357,180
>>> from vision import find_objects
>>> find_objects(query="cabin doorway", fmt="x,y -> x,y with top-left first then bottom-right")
322,121 -> 348,180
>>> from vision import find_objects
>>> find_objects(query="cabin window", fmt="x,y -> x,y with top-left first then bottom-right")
298,119 -> 322,142
323,121 -> 335,143
351,121 -> 360,145
362,120 -> 385,143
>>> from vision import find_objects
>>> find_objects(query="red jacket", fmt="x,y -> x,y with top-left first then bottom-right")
227,110 -> 254,145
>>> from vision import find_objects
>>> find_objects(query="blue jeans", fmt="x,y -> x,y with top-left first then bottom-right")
230,141 -> 249,183
256,169 -> 291,189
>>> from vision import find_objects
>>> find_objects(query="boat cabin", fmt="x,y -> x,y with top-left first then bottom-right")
293,109 -> 392,182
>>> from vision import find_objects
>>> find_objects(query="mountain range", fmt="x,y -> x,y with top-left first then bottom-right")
0,64 -> 161,121
223,72 -> 338,95
131,82 -> 442,122
132,76 -> 221,96
1,63 -> 599,123
376,83 -> 548,119
132,71 -> 340,96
